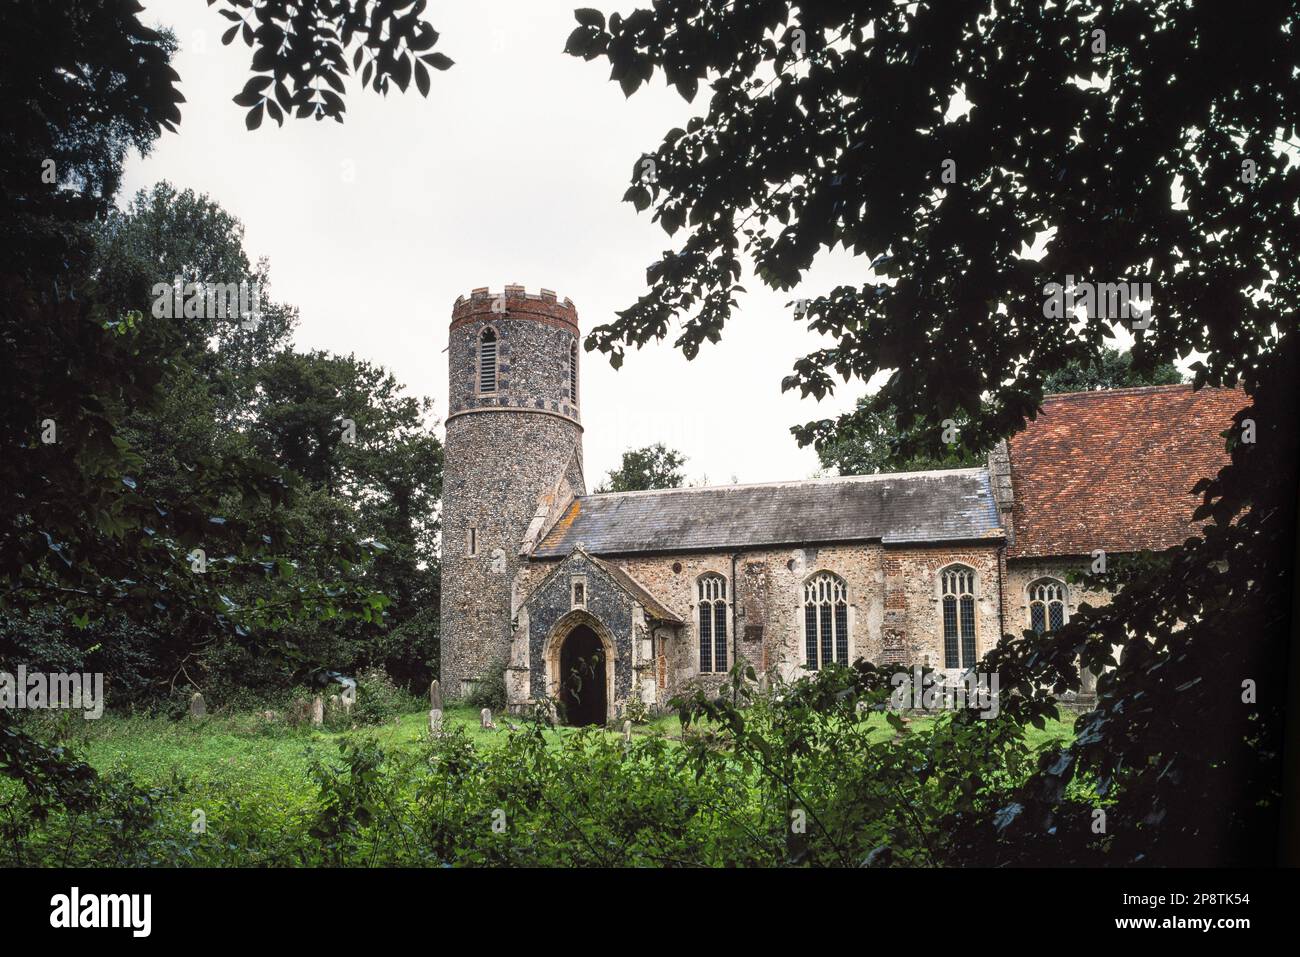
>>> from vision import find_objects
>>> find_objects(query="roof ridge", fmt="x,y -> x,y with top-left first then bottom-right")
1042,382 -> 1226,401
583,466 -> 990,500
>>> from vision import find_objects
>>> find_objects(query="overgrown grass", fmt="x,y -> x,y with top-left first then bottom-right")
1,704 -> 1080,866
29,706 -> 1076,801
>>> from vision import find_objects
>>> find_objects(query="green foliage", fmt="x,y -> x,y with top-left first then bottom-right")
567,0 -> 1298,864
307,736 -> 389,865
208,0 -> 453,129
814,399 -> 982,476
2,678 -> 1084,866
622,693 -> 650,726
819,349 -> 1184,475
378,605 -> 440,692
1042,347 -> 1184,395
351,668 -> 421,726
465,658 -> 508,714
595,443 -> 687,492
1,0 -> 445,809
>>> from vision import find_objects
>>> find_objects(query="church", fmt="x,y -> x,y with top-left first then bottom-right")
439,286 -> 1244,725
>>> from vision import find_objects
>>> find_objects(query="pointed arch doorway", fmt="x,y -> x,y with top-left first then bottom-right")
557,624 -> 607,726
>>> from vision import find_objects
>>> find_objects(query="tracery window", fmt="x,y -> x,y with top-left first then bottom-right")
803,572 -> 848,669
697,574 -> 728,673
1029,578 -> 1067,635
941,565 -> 977,669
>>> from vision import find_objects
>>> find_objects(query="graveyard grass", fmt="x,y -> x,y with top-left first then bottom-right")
18,706 -> 1074,813
3,705 -> 1077,866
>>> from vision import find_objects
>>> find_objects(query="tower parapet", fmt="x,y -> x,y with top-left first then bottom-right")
447,286 -> 581,427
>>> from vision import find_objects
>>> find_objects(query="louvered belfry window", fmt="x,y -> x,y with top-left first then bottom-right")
698,574 -> 727,673
941,566 -> 977,669
803,572 -> 848,669
568,340 -> 578,402
478,328 -> 498,393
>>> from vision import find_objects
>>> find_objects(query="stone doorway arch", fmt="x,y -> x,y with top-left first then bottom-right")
544,612 -> 615,726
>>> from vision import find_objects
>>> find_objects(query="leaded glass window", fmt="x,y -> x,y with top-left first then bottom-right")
698,574 -> 727,673
941,566 -> 977,669
1029,579 -> 1067,635
803,572 -> 849,669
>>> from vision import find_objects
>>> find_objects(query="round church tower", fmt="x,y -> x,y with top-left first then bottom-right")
440,285 -> 585,699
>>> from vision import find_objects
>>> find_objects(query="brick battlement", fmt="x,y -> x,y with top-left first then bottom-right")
450,285 -> 578,332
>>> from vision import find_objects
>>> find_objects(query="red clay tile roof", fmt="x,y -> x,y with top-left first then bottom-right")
1007,384 -> 1246,558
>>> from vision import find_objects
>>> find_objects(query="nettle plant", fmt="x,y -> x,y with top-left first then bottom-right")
667,661 -> 1067,866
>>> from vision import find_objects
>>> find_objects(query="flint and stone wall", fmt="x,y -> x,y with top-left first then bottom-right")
440,288 -> 584,697
608,541 -> 1002,704
519,553 -> 636,712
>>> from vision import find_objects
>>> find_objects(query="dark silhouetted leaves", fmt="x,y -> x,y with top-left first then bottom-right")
207,0 -> 451,124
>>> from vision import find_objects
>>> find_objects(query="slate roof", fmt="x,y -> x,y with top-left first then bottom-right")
533,468 -> 1003,558
1006,384 -> 1245,559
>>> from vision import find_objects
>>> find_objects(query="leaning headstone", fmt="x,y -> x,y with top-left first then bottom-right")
429,708 -> 443,736
189,692 -> 206,719
311,694 -> 324,727
429,679 -> 443,711
480,707 -> 495,730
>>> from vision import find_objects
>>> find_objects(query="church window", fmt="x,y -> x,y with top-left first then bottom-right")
1029,578 -> 1067,634
478,328 -> 498,393
568,340 -> 578,403
467,527 -> 477,557
941,565 -> 977,669
571,577 -> 586,609
803,572 -> 848,669
697,574 -> 727,673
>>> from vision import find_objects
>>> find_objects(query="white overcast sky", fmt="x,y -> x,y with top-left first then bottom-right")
122,0 -> 869,487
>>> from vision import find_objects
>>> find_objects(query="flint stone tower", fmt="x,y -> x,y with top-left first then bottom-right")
440,286 -> 585,698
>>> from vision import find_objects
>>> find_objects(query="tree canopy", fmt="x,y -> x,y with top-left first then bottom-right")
595,443 -> 688,492
0,0 -> 444,812
569,1 -> 1299,864
820,348 -> 1183,475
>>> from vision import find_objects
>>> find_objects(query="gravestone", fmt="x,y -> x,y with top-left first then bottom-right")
480,708 -> 495,730
429,708 -> 443,736
189,692 -> 206,719
311,695 -> 324,727
622,720 -> 632,744
429,679 -> 443,710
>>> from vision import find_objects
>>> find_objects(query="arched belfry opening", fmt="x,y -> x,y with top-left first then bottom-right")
558,624 -> 607,726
